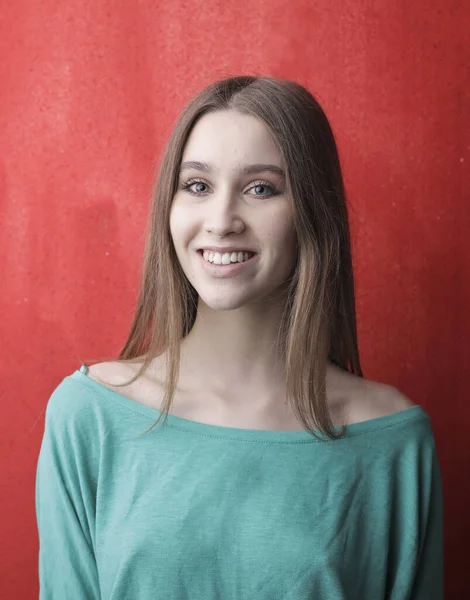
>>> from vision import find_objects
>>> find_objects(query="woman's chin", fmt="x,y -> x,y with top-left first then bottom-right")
197,294 -> 254,312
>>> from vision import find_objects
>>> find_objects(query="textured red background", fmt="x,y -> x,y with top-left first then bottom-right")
0,1 -> 468,597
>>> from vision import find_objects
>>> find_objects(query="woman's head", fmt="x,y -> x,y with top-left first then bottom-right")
170,108 -> 298,312
104,75 -> 363,440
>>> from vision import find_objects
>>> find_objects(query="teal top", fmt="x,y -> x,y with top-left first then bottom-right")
36,365 -> 443,599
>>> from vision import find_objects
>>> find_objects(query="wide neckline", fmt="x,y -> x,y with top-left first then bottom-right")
69,365 -> 427,443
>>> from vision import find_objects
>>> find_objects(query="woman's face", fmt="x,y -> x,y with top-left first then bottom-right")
170,109 -> 298,312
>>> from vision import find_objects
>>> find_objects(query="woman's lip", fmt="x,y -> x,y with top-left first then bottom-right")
197,250 -> 259,278
198,249 -> 257,254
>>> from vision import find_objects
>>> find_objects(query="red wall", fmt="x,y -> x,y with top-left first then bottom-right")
1,1 -> 467,597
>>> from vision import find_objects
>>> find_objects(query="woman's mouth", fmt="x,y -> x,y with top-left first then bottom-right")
197,249 -> 259,278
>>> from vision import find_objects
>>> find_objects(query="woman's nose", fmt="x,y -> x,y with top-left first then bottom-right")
203,190 -> 245,235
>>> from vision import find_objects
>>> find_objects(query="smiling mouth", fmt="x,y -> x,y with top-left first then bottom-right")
198,249 -> 257,265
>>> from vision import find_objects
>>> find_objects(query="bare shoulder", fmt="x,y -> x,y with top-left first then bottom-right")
85,359 -> 164,407
381,384 -> 417,412
86,360 -> 138,388
351,377 -> 418,424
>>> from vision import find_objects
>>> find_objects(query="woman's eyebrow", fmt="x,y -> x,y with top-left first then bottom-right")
179,161 -> 285,177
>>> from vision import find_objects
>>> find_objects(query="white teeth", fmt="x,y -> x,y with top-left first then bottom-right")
202,251 -> 254,264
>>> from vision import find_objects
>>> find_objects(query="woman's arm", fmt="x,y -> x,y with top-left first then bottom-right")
35,387 -> 101,599
409,438 -> 444,599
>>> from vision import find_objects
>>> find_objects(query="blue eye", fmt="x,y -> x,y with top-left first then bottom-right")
180,179 -> 278,198
251,183 -> 275,197
181,180 -> 209,195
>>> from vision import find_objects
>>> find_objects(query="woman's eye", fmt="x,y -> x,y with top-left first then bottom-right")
181,181 -> 207,196
180,179 -> 277,198
250,183 -> 276,197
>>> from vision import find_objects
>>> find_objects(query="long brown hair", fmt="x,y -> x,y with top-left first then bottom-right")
84,75 -> 363,441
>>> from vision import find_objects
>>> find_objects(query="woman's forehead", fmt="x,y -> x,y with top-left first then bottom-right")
182,111 -> 282,165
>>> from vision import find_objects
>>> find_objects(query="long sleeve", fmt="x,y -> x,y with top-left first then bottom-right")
409,438 -> 444,599
35,384 -> 101,599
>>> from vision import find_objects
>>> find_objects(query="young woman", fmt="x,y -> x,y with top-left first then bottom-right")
36,76 -> 443,598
